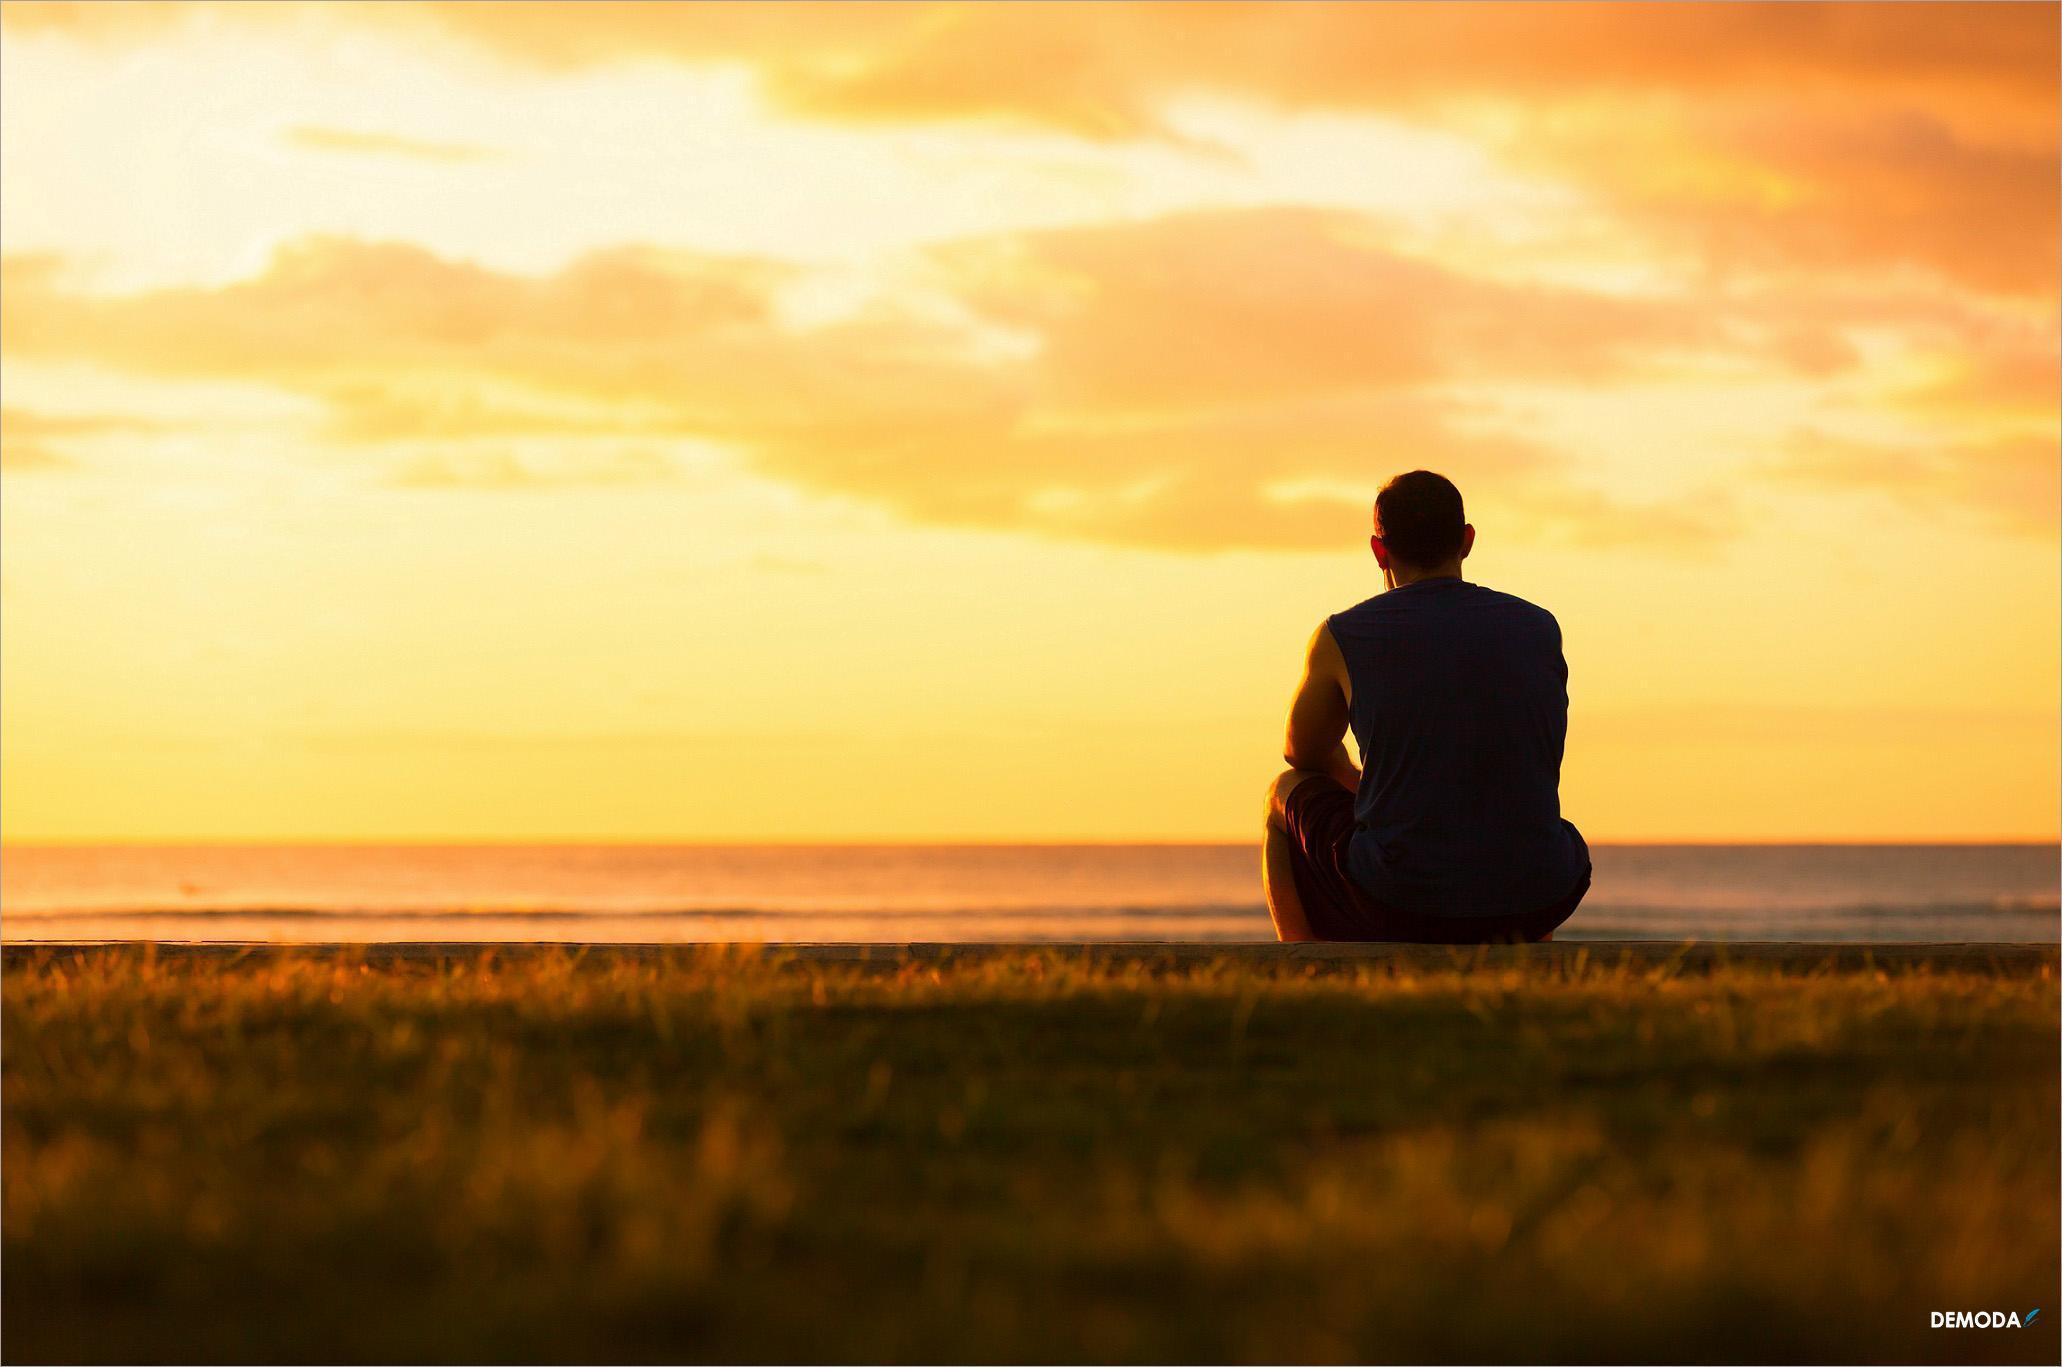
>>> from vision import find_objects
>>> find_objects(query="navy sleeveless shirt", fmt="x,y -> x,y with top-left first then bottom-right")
1326,577 -> 1589,919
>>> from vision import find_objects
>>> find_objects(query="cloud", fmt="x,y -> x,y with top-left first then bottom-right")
1889,326 -> 2060,422
0,215 -> 1716,549
1693,275 -> 2058,416
0,209 -> 2040,548
930,209 -> 1714,407
386,448 -> 680,490
13,2 -> 2046,295
285,125 -> 496,163
0,441 -> 73,473
0,235 -> 792,390
427,1 -> 2062,302
316,381 -> 691,444
1,407 -> 162,438
0,406 -> 165,472
0,1 -> 197,43
1520,104 -> 2058,298
1772,427 -> 2060,536
363,4 -> 2058,142
1498,485 -> 1743,554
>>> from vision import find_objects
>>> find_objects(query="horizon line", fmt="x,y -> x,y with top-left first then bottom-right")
5,836 -> 2058,850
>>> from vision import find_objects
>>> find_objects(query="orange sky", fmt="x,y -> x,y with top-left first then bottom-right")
1,1 -> 2056,841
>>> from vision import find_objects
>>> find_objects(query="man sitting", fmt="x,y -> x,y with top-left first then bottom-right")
1263,470 -> 1591,943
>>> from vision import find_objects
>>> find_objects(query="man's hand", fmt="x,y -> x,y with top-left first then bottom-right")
1321,740 -> 1361,792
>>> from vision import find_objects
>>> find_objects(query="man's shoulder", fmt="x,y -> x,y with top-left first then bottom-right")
1333,582 -> 1557,624
1332,586 -> 1561,655
1325,593 -> 1397,641
1470,583 -> 1559,626
1328,592 -> 1389,623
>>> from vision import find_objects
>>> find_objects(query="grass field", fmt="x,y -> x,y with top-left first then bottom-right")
4,944 -> 2057,1364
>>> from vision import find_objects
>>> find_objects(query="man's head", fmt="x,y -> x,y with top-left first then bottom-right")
1372,470 -> 1475,582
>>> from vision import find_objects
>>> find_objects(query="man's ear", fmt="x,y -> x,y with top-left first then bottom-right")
1370,535 -> 1391,569
1458,525 -> 1476,561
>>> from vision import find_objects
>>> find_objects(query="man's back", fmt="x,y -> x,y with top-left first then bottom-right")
1326,577 -> 1588,919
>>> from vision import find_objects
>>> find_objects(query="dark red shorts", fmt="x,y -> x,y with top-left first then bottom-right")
1281,776 -> 1588,943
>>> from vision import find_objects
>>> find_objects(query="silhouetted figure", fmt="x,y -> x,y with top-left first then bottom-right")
1263,470 -> 1590,942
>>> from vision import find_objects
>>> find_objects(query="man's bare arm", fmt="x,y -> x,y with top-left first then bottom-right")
1283,623 -> 1359,788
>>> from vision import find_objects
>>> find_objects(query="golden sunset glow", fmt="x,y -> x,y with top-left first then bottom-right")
2,1 -> 2055,841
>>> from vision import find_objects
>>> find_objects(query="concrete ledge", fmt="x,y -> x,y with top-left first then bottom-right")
4,940 -> 2055,975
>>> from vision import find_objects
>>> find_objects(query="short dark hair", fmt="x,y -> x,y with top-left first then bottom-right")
1374,470 -> 1466,566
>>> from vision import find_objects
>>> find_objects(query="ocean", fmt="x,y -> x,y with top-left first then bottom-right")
2,843 -> 2055,943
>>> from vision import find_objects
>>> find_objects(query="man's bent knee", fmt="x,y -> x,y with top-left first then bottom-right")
1265,768 -> 1325,830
